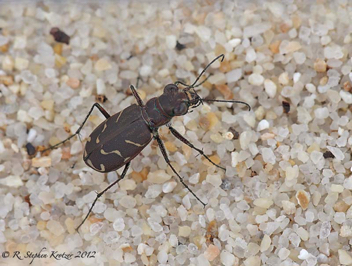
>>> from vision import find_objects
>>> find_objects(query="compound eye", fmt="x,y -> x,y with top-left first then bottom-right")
173,102 -> 188,116
164,84 -> 179,94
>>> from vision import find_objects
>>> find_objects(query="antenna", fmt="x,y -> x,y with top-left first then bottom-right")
203,99 -> 251,111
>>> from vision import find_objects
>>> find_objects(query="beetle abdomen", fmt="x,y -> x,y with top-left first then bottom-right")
84,104 -> 152,172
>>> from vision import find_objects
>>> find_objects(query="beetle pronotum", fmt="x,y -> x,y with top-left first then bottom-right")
44,54 -> 250,230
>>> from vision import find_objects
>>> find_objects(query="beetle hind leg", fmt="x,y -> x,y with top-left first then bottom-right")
154,131 -> 206,207
42,103 -> 110,152
76,162 -> 131,231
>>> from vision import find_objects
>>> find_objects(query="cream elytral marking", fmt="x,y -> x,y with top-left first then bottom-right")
115,109 -> 123,123
100,164 -> 105,172
124,156 -> 130,162
125,140 -> 144,147
96,121 -> 107,143
100,148 -> 122,157
86,159 -> 98,171
102,122 -> 107,132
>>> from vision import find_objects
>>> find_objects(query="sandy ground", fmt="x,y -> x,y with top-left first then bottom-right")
1,1 -> 352,265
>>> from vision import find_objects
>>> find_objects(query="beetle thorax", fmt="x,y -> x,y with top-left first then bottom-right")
142,97 -> 173,128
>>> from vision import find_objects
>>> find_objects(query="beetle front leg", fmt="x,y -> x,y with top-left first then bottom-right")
136,75 -> 142,89
130,85 -> 144,107
168,126 -> 225,171
76,162 -> 131,231
153,131 -> 206,207
43,103 -> 110,152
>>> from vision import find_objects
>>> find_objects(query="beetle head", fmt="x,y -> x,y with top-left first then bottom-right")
161,84 -> 204,116
159,84 -> 192,116
159,54 -> 251,117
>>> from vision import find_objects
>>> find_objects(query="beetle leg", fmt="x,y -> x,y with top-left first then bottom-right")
153,131 -> 206,207
168,126 -> 226,171
43,103 -> 110,152
136,75 -> 143,89
130,85 -> 144,107
76,162 -> 131,231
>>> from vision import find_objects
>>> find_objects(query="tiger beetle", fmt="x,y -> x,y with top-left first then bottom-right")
43,54 -> 251,230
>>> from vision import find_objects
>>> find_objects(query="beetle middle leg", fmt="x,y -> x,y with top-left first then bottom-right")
168,126 -> 225,171
77,162 -> 131,231
43,103 -> 110,152
153,130 -> 206,207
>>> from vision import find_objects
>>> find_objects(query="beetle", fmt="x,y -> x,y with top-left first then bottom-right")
43,54 -> 250,230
